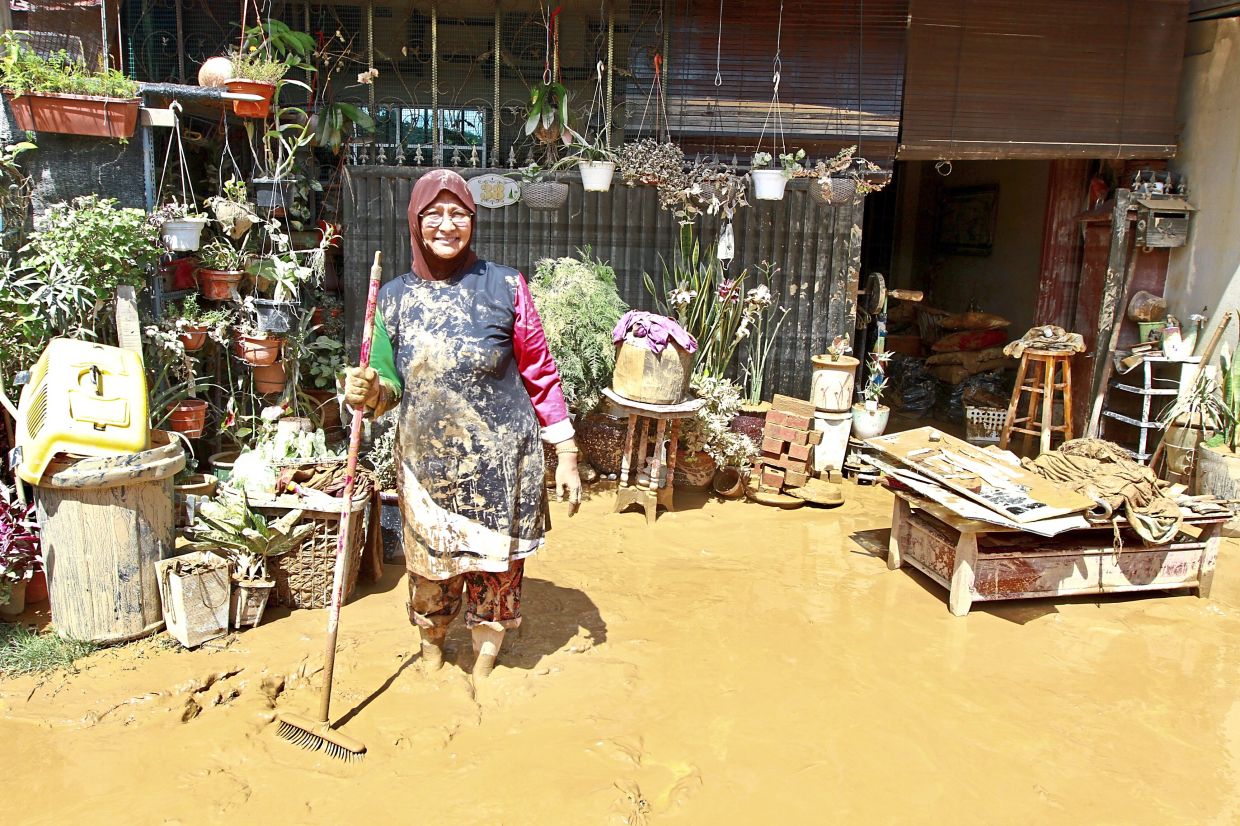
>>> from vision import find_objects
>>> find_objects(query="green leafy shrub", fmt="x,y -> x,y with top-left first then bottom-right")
529,248 -> 627,415
0,31 -> 138,98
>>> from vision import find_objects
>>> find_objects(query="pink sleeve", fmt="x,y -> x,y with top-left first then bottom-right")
513,273 -> 575,443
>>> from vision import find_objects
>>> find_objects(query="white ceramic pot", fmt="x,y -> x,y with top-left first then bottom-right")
810,354 -> 860,413
161,217 -> 208,252
579,160 -> 616,192
751,169 -> 789,200
851,403 -> 891,439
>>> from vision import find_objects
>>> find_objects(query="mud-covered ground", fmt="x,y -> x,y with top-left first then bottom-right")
3,482 -> 1239,824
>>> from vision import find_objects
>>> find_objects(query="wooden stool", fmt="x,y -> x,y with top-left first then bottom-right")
1000,349 -> 1074,456
602,388 -> 703,524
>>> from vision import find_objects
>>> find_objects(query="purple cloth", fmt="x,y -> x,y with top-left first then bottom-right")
612,311 -> 698,355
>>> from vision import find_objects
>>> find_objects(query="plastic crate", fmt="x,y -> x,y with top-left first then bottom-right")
965,405 -> 1007,445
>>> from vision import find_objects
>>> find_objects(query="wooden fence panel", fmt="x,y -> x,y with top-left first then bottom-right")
342,166 -> 862,400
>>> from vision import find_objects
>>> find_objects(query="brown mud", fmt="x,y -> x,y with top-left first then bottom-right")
3,483 -> 1240,824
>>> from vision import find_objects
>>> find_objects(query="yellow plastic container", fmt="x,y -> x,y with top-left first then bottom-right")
16,338 -> 149,484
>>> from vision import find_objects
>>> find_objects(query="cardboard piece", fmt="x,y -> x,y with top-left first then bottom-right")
866,426 -> 1093,524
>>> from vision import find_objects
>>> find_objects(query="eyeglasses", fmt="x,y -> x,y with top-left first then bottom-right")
419,210 -> 472,228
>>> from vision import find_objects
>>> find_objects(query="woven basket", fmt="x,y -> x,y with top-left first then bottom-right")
810,176 -> 857,206
522,181 -> 569,210
257,491 -> 372,609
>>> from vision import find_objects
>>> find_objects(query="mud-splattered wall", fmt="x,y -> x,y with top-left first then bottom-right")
341,166 -> 863,401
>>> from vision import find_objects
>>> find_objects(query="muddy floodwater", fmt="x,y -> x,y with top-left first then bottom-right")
3,482 -> 1240,824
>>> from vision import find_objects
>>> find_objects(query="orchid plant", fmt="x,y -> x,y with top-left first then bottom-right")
738,264 -> 791,405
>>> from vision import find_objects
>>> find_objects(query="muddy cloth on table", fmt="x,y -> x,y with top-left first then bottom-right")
277,462 -> 375,500
1003,325 -> 1086,359
1022,438 -> 1181,545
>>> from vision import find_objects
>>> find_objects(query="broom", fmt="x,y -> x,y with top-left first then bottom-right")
275,250 -> 384,762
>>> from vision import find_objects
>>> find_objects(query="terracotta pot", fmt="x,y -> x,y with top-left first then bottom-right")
712,467 -> 747,499
25,569 -> 47,604
4,91 -> 139,138
578,413 -> 628,476
233,334 -> 281,366
224,79 -> 275,118
311,306 -> 343,328
252,360 -> 287,394
731,402 -> 771,444
674,449 -> 717,490
197,268 -> 242,301
178,324 -> 209,352
167,399 -> 208,438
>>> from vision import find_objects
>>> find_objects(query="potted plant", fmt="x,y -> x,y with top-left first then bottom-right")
553,133 -> 618,192
1195,346 -> 1240,525
735,265 -> 791,439
170,294 -> 231,352
303,334 -> 345,390
0,31 -> 141,139
234,315 -> 283,367
618,138 -> 685,188
852,350 -> 893,439
0,480 -> 39,617
309,291 -> 344,333
678,376 -> 757,490
809,145 -> 890,206
513,163 -> 568,211
150,200 -> 209,253
185,487 -> 314,629
196,238 -> 248,300
750,149 -> 805,201
810,335 -> 859,414
223,21 -> 313,119
1157,372 -> 1230,487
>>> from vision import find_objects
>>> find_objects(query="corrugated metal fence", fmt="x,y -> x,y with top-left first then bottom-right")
342,166 -> 862,400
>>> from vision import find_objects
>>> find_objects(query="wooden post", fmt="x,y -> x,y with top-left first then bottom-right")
1035,160 -> 1092,328
888,496 -> 909,570
1087,189 -> 1134,437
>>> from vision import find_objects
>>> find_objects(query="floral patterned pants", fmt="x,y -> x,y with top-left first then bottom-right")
407,559 -> 525,632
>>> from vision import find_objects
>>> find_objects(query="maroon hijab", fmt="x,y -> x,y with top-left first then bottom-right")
406,169 -> 480,281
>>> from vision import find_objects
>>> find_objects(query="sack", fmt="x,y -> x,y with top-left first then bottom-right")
939,311 -> 1012,331
927,346 -> 1007,367
930,329 -> 1007,353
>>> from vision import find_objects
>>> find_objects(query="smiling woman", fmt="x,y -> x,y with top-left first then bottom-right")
342,169 -> 582,679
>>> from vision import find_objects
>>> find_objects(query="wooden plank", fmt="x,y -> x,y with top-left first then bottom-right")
1087,188 -> 1135,437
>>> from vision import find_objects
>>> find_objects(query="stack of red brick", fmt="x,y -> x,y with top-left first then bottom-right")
757,395 -> 823,491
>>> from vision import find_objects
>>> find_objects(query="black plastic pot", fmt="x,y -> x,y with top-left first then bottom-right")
251,177 -> 294,212
253,299 -> 298,334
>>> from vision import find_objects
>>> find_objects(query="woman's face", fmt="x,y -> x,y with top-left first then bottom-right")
418,191 -> 473,261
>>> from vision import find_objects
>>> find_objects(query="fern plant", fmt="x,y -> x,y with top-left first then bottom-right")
529,248 -> 627,415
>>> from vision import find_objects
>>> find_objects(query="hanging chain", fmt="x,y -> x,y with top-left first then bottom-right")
714,0 -> 724,87
606,10 -> 615,148
367,0 -> 376,162
432,4 -> 441,166
493,7 -> 501,162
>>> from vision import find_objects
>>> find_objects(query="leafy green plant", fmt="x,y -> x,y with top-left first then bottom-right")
242,20 -> 316,75
313,101 -> 374,154
1203,345 -> 1240,453
0,31 -> 138,98
738,265 -> 791,405
198,237 -> 250,272
681,376 -> 757,469
0,139 -> 35,254
365,421 -> 398,492
230,51 -> 289,84
810,145 -> 890,196
185,487 -> 314,582
524,81 -> 581,155
643,223 -> 761,379
530,249 -> 627,414
752,149 -> 805,179
302,334 -> 345,390
13,195 -> 160,342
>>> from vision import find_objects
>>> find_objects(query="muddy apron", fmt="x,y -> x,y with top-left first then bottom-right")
379,261 -> 547,580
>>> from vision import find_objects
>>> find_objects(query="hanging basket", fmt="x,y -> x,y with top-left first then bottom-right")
810,176 -> 857,206
224,79 -> 275,119
251,177 -> 294,212
4,91 -> 140,139
522,181 -> 569,211
178,324 -> 209,352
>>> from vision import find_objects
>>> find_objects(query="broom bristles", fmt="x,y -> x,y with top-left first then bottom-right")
276,712 -> 366,762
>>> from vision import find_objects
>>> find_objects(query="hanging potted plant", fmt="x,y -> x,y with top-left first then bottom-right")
618,138 -> 685,188
196,238 -> 247,301
0,480 -> 40,618
170,294 -> 232,352
750,149 -> 804,201
223,21 -> 313,119
150,200 -> 209,253
234,317 -> 283,367
852,350 -> 892,439
514,163 -> 568,212
570,138 -> 619,193
809,145 -> 890,207
0,31 -> 141,139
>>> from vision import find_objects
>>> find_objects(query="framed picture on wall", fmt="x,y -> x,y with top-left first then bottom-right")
938,185 -> 999,256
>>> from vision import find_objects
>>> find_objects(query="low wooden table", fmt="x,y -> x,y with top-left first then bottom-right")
603,388 -> 704,524
886,488 -> 1224,616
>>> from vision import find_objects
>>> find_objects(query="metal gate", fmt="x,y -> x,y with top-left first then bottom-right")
342,166 -> 862,400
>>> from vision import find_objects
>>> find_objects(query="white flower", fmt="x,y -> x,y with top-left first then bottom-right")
260,405 -> 286,422
669,284 -> 697,307
746,284 -> 772,307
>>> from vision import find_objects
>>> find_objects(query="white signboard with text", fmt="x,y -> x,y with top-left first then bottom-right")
468,174 -> 521,209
